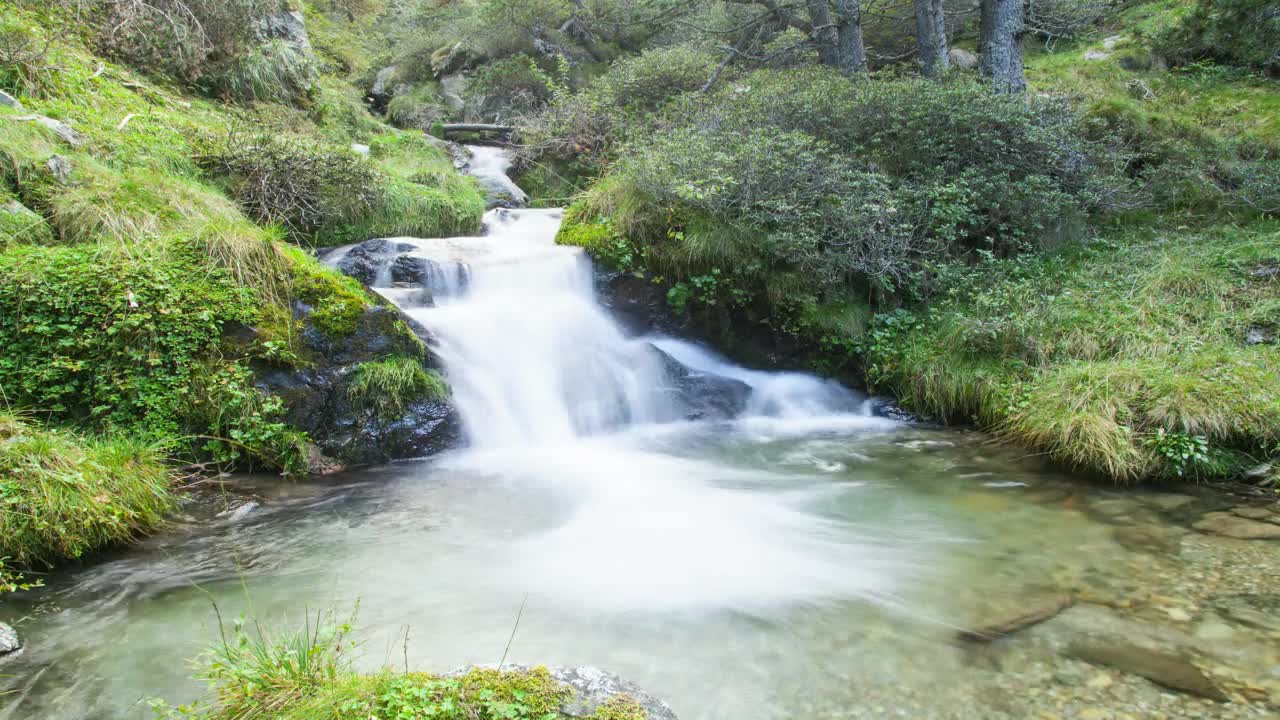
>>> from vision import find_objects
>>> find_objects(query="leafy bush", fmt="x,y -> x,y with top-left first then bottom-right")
0,413 -> 175,567
594,45 -> 719,112
465,54 -> 561,122
0,9 -> 55,96
1155,0 -> 1280,75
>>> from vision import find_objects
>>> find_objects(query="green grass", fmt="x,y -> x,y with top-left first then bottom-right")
348,355 -> 448,419
166,611 -> 647,720
867,219 -> 1280,482
0,412 -> 176,567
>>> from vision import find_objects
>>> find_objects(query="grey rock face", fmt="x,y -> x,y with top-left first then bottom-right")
948,48 -> 979,69
440,73 -> 469,113
46,154 -> 72,183
0,622 -> 20,658
259,10 -> 312,50
549,666 -> 677,720
0,90 -> 23,112
21,115 -> 83,146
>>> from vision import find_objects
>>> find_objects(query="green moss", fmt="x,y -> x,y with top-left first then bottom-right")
0,413 -> 176,568
285,246 -> 370,337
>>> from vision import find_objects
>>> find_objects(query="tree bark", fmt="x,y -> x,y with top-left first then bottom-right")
979,0 -> 1026,93
831,0 -> 867,73
913,0 -> 948,78
806,0 -> 844,68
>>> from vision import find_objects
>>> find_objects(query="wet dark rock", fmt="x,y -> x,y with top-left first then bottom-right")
452,666 -> 677,720
391,255 -> 429,285
1245,326 -> 1274,345
958,594 -> 1075,642
1193,511 -> 1280,540
866,398 -> 919,423
1250,264 -> 1280,280
649,345 -> 751,421
0,623 -> 19,658
1068,639 -> 1228,701
335,238 -> 410,285
256,304 -> 460,467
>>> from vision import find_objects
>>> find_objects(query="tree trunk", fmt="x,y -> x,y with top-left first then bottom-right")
979,0 -> 1026,93
913,0 -> 948,78
806,0 -> 844,68
832,0 -> 867,73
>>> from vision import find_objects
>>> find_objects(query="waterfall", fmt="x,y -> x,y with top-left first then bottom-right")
379,209 -> 675,447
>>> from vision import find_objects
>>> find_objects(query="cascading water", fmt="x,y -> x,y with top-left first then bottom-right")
325,148 -> 914,615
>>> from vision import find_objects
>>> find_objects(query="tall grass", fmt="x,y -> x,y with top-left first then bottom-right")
0,413 -> 176,567
348,356 -> 448,419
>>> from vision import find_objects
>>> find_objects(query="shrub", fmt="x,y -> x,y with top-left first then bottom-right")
1026,0 -> 1120,42
465,54 -> 561,122
202,38 -> 318,104
1155,0 -> 1280,75
0,9 -> 55,96
0,413 -> 176,567
209,129 -> 382,239
593,45 -> 719,112
386,83 -> 447,130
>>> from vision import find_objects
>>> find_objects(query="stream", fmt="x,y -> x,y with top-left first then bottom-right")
2,148 -> 1277,719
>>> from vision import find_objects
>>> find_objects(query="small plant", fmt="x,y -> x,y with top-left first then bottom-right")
1146,428 -> 1210,477
348,355 -> 448,420
0,556 -> 42,595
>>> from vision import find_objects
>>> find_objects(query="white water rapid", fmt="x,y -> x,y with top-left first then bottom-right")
326,149 -> 916,616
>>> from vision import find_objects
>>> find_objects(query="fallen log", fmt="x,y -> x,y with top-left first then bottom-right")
440,123 -> 514,137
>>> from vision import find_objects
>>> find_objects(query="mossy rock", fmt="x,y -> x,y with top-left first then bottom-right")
0,197 -> 53,245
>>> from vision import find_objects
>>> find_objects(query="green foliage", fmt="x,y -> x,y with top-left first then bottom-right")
0,556 -> 42,595
286,245 -> 371,337
187,361 -> 310,476
0,242 -> 258,436
865,220 -> 1280,482
166,610 -> 654,720
0,8 -> 56,97
0,194 -> 54,245
1154,0 -> 1280,75
0,412 -> 175,567
386,83 -> 447,130
348,355 -> 447,419
1145,428 -> 1210,477
467,54 -> 564,122
204,38 -> 318,105
592,46 -> 718,112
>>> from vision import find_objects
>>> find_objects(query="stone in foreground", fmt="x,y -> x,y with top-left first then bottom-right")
454,665 -> 677,720
0,622 -> 20,658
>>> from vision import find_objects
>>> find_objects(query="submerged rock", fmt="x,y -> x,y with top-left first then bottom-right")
0,623 -> 19,658
1193,511 -> 1280,540
1068,639 -> 1227,701
958,594 -> 1075,642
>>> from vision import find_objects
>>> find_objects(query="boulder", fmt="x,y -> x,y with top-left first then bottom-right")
0,622 -> 19,658
865,397 -> 919,423
256,304 -> 461,467
0,90 -> 23,112
1193,511 -> 1280,540
1245,326 -> 1274,345
948,48 -> 979,69
432,43 -> 478,77
649,345 -> 751,421
440,73 -> 469,114
17,115 -> 83,146
46,154 -> 72,183
370,65 -> 398,110
390,254 -> 430,285
334,238 -> 411,285
258,10 -> 312,50
0,198 -> 53,243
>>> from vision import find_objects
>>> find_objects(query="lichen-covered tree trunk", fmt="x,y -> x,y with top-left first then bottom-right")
913,0 -> 949,77
832,0 -> 867,73
807,0 -> 845,68
979,0 -> 1026,93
